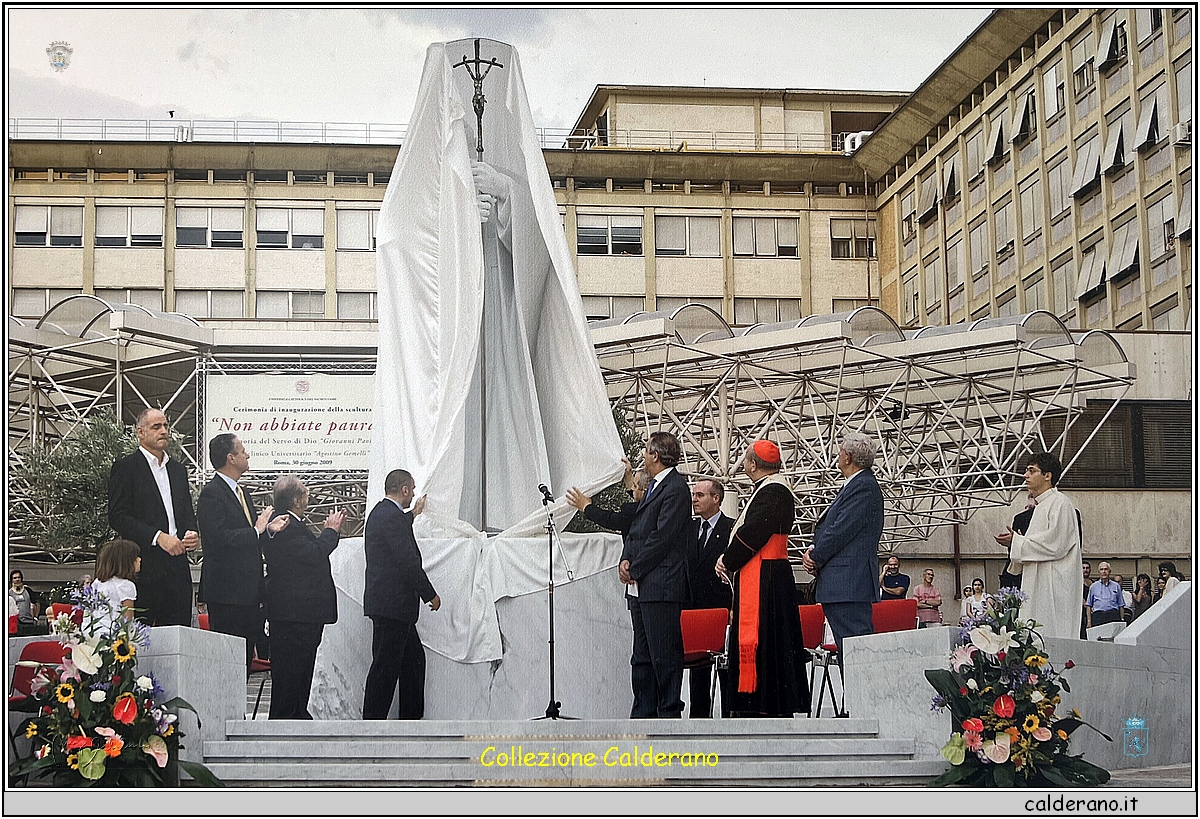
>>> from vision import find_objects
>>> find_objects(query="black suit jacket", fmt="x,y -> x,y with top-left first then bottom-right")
621,469 -> 691,603
108,449 -> 197,602
262,512 -> 341,624
196,475 -> 265,607
363,499 -> 437,624
686,513 -> 734,609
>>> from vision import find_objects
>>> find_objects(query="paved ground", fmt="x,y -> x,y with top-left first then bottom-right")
1105,764 -> 1194,789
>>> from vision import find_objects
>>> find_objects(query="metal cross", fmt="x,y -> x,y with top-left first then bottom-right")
452,39 -> 504,162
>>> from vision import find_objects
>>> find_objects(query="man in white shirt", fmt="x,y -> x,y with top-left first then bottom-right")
108,408 -> 200,626
995,452 -> 1082,639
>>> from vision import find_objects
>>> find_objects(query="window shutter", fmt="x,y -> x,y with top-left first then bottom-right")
15,205 -> 48,232
337,210 -> 371,250
689,216 -> 721,256
291,209 -> 324,236
50,206 -> 84,236
732,217 -> 754,255
210,208 -> 243,231
176,207 -> 208,228
130,206 -> 163,236
95,206 -> 128,236
256,208 -> 289,231
654,216 -> 686,253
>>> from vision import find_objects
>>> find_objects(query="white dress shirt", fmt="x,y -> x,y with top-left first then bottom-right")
140,446 -> 177,547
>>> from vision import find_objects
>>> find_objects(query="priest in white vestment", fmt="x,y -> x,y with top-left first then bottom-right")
996,452 -> 1082,639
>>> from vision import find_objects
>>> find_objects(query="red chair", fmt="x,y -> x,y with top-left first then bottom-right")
800,603 -> 846,718
197,612 -> 210,630
249,654 -> 271,719
47,603 -> 75,619
7,615 -> 16,636
680,607 -> 730,715
8,640 -> 68,757
873,598 -> 919,634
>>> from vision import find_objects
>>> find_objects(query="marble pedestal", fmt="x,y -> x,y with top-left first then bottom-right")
840,582 -> 1192,771
311,565 -> 635,720
8,626 -> 244,766
842,625 -> 954,760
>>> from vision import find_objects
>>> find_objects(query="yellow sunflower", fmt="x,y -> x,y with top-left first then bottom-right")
1024,654 -> 1047,668
55,682 -> 75,703
1023,714 -> 1040,733
111,637 -> 135,663
66,753 -> 79,770
24,722 -> 38,739
163,723 -> 175,737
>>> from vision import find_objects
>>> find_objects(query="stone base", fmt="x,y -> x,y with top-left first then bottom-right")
311,565 -> 635,720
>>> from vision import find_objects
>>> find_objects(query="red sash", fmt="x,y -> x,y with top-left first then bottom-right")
736,532 -> 789,693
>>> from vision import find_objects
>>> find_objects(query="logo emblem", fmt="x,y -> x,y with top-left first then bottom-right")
1122,715 -> 1148,757
46,41 -> 72,72
295,380 -> 310,395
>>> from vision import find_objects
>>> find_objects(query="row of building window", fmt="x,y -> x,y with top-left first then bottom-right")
12,204 -> 877,260
12,169 -> 393,186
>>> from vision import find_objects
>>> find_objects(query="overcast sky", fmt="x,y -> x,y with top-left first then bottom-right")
8,7 -> 993,132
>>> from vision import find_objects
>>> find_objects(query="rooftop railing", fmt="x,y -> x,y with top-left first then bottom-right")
9,118 -> 852,153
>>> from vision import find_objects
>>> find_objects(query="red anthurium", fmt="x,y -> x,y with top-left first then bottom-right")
113,692 -> 138,725
992,694 -> 1016,718
66,734 -> 94,751
961,717 -> 984,733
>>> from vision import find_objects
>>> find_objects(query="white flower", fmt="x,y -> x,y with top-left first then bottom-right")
70,640 -> 102,675
1030,690 -> 1044,703
136,675 -> 154,691
966,678 -> 978,690
969,626 -> 1018,656
89,689 -> 106,703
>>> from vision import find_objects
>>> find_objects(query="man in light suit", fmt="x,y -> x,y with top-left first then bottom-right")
197,433 -> 284,672
108,407 -> 200,626
684,477 -> 734,718
802,432 -> 884,651
362,469 -> 440,720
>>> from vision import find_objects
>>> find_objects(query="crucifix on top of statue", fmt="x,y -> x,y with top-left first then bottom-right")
453,38 -> 505,533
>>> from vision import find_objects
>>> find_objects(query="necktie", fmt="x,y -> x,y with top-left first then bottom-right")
698,519 -> 711,549
642,479 -> 655,504
236,484 -> 253,525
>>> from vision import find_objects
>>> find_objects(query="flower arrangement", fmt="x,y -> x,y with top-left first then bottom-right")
925,587 -> 1110,787
10,586 -> 222,787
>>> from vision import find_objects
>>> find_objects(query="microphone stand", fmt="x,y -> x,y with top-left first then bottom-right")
534,489 -> 577,720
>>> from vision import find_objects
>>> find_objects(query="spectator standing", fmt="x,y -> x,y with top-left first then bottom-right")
879,555 -> 910,599
912,569 -> 943,627
1130,573 -> 1154,621
1157,562 -> 1184,600
960,577 -> 988,623
1085,561 -> 1124,630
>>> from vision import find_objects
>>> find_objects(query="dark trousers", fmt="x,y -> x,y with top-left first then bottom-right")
268,620 -> 324,720
822,601 -> 874,651
362,617 -> 426,720
1090,608 -> 1123,628
629,599 -> 684,718
689,664 -> 732,718
207,601 -> 264,674
137,558 -> 193,627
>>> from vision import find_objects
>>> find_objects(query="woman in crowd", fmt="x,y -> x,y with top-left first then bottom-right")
1130,572 -> 1154,621
959,577 -> 988,623
261,475 -> 345,720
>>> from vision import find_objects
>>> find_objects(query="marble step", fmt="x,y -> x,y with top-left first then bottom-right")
203,758 -> 948,787
220,716 -> 883,739
204,736 -> 919,762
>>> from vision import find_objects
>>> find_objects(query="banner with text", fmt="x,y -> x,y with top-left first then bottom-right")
205,374 -> 375,471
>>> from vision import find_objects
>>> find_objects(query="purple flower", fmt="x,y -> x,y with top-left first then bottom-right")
930,694 -> 947,712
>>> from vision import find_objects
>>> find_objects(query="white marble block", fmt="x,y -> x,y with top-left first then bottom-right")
138,626 -> 246,764
311,565 -> 636,720
842,625 -> 955,760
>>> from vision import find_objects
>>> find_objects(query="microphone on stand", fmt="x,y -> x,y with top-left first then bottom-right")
538,483 -> 554,505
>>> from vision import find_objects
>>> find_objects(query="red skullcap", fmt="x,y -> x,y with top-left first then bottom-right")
752,440 -> 781,464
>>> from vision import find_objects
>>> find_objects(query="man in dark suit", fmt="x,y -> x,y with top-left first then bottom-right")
684,477 -> 733,718
586,432 -> 691,718
197,433 -> 284,672
262,475 -> 345,720
108,407 -> 200,626
803,432 -> 884,653
362,469 -> 440,720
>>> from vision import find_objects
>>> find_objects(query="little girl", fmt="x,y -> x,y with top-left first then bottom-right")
91,539 -> 141,622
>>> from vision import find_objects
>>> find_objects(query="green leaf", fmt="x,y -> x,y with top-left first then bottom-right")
928,764 -> 969,787
993,762 -> 1015,787
161,696 -> 200,727
179,759 -> 226,788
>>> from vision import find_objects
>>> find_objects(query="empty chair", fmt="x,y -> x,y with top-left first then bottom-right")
872,598 -> 919,634
680,607 -> 731,717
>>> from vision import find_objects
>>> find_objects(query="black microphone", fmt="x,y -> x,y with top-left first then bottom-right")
538,483 -> 554,504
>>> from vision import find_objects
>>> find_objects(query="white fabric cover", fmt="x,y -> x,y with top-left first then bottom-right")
331,39 -> 625,664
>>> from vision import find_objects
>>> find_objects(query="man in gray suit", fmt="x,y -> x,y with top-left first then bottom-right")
802,432 -> 884,650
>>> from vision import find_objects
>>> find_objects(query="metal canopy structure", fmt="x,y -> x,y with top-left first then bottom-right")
592,305 -> 1136,551
8,299 -> 1135,561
